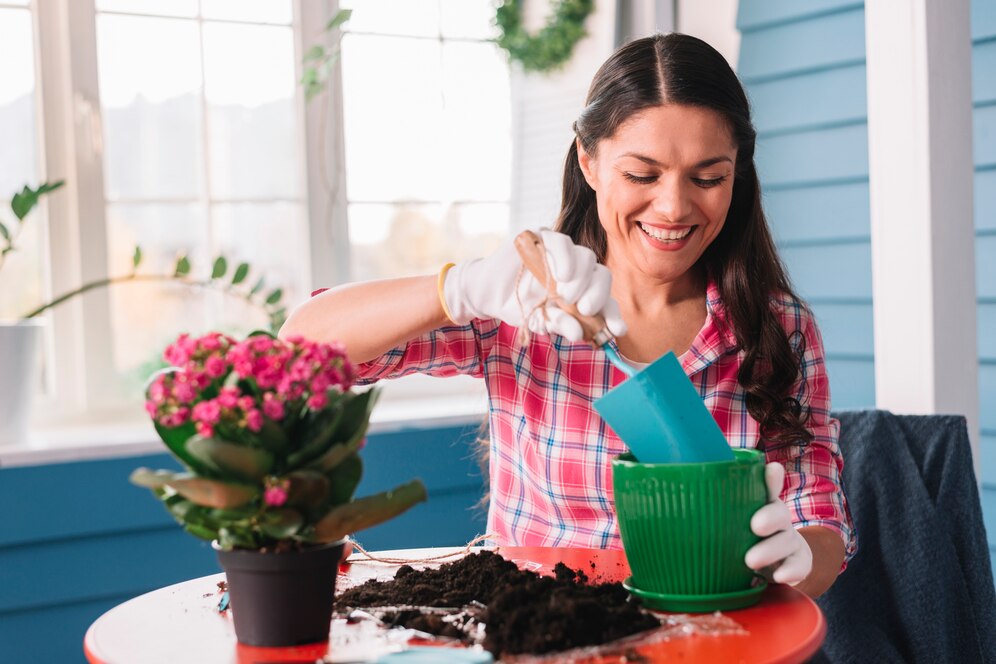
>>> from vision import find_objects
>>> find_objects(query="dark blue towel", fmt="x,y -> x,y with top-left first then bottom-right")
813,411 -> 996,663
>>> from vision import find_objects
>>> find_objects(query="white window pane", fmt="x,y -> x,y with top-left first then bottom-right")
348,202 -> 508,281
339,0 -> 438,37
442,41 -> 512,201
105,203 -> 211,397
203,23 -> 300,199
212,202 -> 310,320
341,34 -> 443,201
97,15 -> 203,199
96,0 -> 198,17
201,0 -> 292,24
0,8 -> 37,197
440,0 -> 498,39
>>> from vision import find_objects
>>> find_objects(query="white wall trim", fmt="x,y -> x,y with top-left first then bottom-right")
864,0 -> 978,464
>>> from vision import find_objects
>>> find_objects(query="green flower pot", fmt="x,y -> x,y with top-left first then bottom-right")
612,449 -> 767,612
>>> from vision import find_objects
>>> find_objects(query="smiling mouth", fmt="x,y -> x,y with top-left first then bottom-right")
637,222 -> 695,242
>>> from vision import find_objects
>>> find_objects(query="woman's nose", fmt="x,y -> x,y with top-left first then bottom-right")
651,178 -> 693,223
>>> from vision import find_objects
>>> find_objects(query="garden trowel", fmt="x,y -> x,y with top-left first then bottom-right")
514,230 -> 734,464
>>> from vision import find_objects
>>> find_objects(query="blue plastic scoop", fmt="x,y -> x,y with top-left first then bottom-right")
514,231 -> 734,464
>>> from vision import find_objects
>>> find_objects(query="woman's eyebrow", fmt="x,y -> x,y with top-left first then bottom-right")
618,152 -> 734,168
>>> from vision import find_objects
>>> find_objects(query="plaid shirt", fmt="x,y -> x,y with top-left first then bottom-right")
356,283 -> 856,560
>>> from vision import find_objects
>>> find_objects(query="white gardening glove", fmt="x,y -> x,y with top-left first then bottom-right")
443,229 -> 627,342
744,462 -> 813,586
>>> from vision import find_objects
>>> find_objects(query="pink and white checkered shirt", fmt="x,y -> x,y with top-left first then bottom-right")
355,283 -> 856,560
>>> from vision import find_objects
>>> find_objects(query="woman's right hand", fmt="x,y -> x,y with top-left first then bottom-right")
442,229 -> 627,341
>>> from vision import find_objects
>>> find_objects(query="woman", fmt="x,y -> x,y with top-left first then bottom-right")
281,33 -> 854,598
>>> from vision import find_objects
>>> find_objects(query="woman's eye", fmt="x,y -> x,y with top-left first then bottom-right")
623,173 -> 657,184
692,176 -> 728,188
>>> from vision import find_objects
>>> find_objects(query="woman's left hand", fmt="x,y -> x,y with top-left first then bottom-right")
744,462 -> 813,585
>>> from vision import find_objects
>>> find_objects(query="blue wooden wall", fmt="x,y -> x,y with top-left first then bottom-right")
737,0 -> 875,411
972,0 -> 996,581
738,0 -> 996,575
0,422 -> 487,663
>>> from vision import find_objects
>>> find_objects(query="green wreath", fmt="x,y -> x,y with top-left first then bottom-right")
495,0 -> 594,73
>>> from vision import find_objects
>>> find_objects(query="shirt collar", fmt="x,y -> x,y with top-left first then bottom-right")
679,280 -> 739,376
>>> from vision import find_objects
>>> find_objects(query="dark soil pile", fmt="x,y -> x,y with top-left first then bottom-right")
335,550 -> 660,657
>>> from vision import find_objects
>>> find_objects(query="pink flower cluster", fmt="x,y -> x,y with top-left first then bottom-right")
145,332 -> 356,438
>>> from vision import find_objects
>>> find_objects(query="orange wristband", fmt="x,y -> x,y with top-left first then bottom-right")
437,262 -> 458,324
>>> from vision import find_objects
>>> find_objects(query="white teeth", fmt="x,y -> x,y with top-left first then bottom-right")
639,223 -> 692,241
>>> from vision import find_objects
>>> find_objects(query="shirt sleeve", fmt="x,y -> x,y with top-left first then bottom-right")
354,318 -> 500,385
765,305 -> 858,564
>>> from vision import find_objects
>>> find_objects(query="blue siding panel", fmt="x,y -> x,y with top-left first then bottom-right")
811,302 -> 875,357
738,8 -> 866,83
824,358 -> 875,409
977,236 -> 996,298
982,488 -> 996,546
757,123 -> 869,187
749,64 -> 867,135
0,527 -> 219,613
765,181 -> 870,244
737,0 -> 863,32
782,242 -> 873,300
980,303 -> 996,360
974,40 -> 996,103
976,103 -> 996,167
977,169 -> 996,232
0,453 -> 183,548
0,596 -> 122,664
973,0 -> 996,42
981,364 -> 996,433
982,432 -> 996,487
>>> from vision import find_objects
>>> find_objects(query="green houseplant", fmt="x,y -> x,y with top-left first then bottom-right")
131,329 -> 427,646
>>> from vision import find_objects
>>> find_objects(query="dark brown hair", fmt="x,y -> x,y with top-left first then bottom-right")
557,33 -> 811,448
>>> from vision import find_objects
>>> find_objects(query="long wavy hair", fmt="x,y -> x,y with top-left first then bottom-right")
557,33 -> 812,448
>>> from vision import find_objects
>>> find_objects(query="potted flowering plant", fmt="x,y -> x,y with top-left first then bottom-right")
130,330 -> 427,646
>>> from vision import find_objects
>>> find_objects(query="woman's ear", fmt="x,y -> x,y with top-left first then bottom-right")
577,139 -> 598,191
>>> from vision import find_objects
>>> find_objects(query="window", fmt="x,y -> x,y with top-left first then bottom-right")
9,0 -> 505,433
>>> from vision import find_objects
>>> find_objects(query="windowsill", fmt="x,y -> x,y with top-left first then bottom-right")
0,394 -> 488,469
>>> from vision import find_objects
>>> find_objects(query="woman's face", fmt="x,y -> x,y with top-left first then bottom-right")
578,103 -> 737,285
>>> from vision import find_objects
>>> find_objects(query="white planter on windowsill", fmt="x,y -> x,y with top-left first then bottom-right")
0,320 -> 43,446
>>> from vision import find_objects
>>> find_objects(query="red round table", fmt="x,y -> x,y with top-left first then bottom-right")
84,546 -> 825,663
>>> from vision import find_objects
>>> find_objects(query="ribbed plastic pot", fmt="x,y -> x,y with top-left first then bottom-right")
612,449 -> 766,597
214,539 -> 346,647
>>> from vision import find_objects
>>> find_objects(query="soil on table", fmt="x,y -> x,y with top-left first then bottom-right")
335,550 -> 660,657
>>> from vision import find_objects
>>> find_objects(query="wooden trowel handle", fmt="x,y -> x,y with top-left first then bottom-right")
513,230 -> 611,346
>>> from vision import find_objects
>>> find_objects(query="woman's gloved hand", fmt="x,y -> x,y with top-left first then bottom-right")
442,229 -> 627,341
744,462 -> 813,585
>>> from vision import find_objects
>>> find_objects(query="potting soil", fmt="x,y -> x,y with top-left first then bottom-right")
334,550 -> 660,657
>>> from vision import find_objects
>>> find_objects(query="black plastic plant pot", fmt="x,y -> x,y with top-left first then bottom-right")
214,539 -> 347,647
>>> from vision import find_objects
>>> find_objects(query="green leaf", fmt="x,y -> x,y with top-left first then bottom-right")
260,508 -> 305,539
325,452 -> 362,506
186,435 -> 274,482
335,388 -> 380,448
304,45 -> 325,61
10,180 -> 63,220
130,467 -> 180,490
168,476 -> 258,509
218,525 -> 257,550
184,523 -> 220,542
257,418 -> 290,454
36,180 -> 65,196
152,419 -> 219,476
231,262 -> 250,285
132,245 -> 143,268
265,288 -> 283,305
314,479 -> 427,542
0,221 -> 10,242
325,8 -> 352,31
250,276 -> 266,296
174,255 -> 191,277
286,469 -> 331,510
211,256 -> 228,279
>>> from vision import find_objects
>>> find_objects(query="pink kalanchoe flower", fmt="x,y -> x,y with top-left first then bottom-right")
217,387 -> 240,409
245,409 -> 263,432
192,399 -> 222,426
204,355 -> 227,378
195,422 -> 214,437
173,379 -> 196,404
307,393 -> 328,410
263,480 -> 289,507
262,393 -> 285,420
